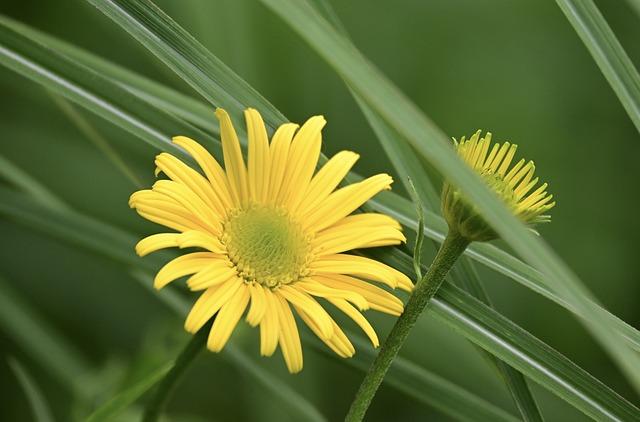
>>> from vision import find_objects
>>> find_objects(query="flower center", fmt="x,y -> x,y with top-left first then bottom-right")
222,205 -> 311,288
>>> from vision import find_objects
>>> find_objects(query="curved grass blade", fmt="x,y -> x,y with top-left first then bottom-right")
4,12 -> 640,364
257,0 -> 640,392
48,93 -> 143,188
85,362 -> 172,422
556,0 -> 640,134
1,187 -> 637,421
8,357 -> 55,422
85,0 -> 287,130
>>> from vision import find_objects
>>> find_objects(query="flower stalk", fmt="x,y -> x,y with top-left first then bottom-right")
143,319 -> 213,422
345,230 -> 469,422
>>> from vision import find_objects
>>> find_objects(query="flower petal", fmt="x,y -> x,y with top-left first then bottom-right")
274,293 -> 303,373
154,252 -> 218,289
184,278 -> 242,333
245,108 -> 271,203
295,150 -> 359,216
216,108 -> 248,206
207,284 -> 250,352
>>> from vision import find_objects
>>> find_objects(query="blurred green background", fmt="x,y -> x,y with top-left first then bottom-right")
1,0 -> 639,420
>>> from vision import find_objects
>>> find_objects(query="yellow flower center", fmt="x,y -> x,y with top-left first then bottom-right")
222,205 -> 311,288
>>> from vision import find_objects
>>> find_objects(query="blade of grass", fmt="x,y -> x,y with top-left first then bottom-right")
309,2 -> 543,419
3,13 -> 639,364
1,187 -> 637,421
85,362 -> 171,422
3,11 -> 640,370
8,357 -> 55,422
255,0 -> 640,390
85,0 -> 287,130
556,0 -> 640,134
48,93 -> 144,188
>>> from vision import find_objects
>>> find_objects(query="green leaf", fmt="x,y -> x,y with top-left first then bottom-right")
556,0 -> 640,134
3,12 -> 638,367
257,0 -> 640,392
1,188 -> 637,421
85,363 -> 171,422
8,357 -> 55,422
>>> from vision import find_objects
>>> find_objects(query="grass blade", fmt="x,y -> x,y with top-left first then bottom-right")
85,0 -> 287,130
85,363 -> 172,422
556,0 -> 640,134
8,357 -> 55,422
48,93 -> 143,188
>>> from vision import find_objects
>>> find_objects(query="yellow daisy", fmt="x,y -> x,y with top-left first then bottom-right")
442,130 -> 555,241
130,108 -> 412,373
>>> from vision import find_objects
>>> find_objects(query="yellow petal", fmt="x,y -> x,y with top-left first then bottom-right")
311,254 -> 413,291
216,108 -> 249,206
295,306 -> 354,358
278,115 -> 325,210
155,152 -> 226,216
315,274 -> 404,316
207,284 -> 250,352
152,180 -> 222,235
328,298 -> 379,347
268,123 -> 298,203
296,278 -> 368,310
172,136 -> 233,210
246,283 -> 267,327
312,226 -> 405,255
295,150 -> 359,216
302,174 -> 393,233
184,278 -> 242,333
274,294 -> 303,373
245,108 -> 271,203
259,289 -> 280,356
187,263 -> 236,291
278,285 -> 333,340
135,233 -> 179,257
154,252 -> 218,289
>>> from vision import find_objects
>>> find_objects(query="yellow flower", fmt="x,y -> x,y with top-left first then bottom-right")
130,108 -> 411,373
442,130 -> 555,242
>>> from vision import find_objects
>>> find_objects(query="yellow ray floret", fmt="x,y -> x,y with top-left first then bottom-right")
129,107 -> 411,373
442,130 -> 555,242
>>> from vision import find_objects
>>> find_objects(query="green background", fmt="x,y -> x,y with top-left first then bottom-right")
1,0 -> 639,420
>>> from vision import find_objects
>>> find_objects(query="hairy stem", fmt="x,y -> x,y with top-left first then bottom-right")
345,231 -> 469,421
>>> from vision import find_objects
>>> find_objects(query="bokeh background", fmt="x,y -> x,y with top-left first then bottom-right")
1,0 -> 640,420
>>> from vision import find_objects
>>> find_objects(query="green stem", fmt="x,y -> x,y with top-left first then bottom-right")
345,231 -> 470,422
142,320 -> 212,422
